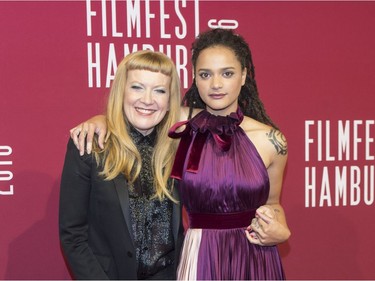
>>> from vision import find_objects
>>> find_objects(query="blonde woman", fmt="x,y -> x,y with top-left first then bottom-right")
59,50 -> 184,280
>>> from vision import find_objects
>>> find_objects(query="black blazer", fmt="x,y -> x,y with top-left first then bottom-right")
59,139 -> 184,280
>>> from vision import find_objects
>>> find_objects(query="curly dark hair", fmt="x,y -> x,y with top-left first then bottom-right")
182,28 -> 278,129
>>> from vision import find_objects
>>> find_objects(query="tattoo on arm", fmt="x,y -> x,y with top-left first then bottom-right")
266,129 -> 288,155
274,208 -> 280,220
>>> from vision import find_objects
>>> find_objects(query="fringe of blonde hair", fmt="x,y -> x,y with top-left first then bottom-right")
93,50 -> 181,202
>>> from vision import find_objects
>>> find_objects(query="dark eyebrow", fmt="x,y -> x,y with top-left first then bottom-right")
197,67 -> 236,72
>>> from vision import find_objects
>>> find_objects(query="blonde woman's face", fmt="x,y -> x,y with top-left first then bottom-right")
124,70 -> 170,135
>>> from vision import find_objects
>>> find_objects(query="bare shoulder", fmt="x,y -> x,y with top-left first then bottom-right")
180,106 -> 190,121
241,116 -> 288,158
180,106 -> 203,121
265,126 -> 288,156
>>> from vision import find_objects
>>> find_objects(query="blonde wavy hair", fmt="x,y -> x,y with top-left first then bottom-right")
94,50 -> 181,202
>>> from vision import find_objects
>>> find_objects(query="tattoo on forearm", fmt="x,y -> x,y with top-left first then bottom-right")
274,208 -> 280,220
267,129 -> 288,155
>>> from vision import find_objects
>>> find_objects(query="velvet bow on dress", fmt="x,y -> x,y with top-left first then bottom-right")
168,108 -> 244,180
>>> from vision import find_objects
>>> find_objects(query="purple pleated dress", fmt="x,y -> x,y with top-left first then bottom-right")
168,108 -> 285,280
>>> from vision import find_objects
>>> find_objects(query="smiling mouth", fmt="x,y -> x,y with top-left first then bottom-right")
135,107 -> 156,114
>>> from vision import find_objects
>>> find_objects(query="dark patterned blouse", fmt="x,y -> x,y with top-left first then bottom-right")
128,126 -> 175,279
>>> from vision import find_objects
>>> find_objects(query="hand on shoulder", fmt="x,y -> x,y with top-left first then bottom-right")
70,115 -> 107,156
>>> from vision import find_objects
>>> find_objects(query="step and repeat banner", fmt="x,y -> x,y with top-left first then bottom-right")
1,1 -> 374,279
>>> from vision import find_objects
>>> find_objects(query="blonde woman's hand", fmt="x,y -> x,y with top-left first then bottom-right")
69,115 -> 107,156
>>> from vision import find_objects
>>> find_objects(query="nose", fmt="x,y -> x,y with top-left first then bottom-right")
140,90 -> 153,105
211,75 -> 223,89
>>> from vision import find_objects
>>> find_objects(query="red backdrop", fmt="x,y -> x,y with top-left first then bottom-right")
1,1 -> 374,279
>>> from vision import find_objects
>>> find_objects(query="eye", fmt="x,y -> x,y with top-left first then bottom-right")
130,85 -> 143,90
155,88 -> 167,94
198,72 -> 210,79
223,71 -> 234,78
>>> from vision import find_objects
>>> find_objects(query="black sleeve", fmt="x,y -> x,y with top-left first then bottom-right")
59,138 -> 108,280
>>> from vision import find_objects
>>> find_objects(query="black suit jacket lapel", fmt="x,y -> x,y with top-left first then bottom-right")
113,175 -> 135,245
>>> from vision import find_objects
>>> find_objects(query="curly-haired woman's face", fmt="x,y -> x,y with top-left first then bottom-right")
123,70 -> 170,135
195,46 -> 246,116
